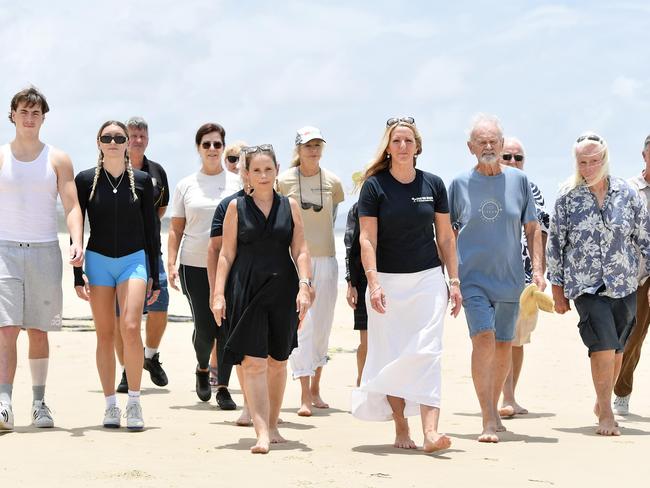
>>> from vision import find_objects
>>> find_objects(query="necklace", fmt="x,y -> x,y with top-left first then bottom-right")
103,168 -> 125,194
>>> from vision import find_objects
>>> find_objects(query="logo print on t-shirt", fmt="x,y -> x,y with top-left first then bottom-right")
478,199 -> 502,222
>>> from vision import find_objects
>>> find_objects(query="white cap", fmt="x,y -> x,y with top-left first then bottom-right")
295,126 -> 325,145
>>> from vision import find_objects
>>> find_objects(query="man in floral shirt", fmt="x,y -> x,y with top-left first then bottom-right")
612,134 -> 650,416
547,132 -> 650,436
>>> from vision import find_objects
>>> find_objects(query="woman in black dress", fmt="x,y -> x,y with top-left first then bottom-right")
213,144 -> 312,454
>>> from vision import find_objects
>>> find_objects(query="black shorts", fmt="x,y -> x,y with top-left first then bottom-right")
574,291 -> 636,356
353,277 -> 368,331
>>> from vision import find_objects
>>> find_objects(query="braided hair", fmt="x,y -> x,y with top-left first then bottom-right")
92,120 -> 137,201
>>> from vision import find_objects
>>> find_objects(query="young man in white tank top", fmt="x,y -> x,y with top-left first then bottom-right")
0,87 -> 84,431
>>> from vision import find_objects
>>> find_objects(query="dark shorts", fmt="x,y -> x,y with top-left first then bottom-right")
353,277 -> 368,331
574,291 -> 636,356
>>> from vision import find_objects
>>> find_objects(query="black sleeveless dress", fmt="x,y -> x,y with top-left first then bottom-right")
223,192 -> 300,365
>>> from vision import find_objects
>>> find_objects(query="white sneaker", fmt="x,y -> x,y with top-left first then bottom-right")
31,400 -> 54,428
0,402 -> 13,430
125,402 -> 144,431
613,394 -> 630,415
103,405 -> 122,428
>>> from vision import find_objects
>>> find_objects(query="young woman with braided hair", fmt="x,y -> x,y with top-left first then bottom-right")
74,120 -> 159,430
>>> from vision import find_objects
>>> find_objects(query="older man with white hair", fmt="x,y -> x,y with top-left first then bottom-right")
448,115 -> 544,443
498,137 -> 550,418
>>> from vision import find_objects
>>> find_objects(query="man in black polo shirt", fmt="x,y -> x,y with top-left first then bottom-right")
115,116 -> 170,392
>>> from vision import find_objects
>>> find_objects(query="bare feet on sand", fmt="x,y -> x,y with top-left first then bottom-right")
594,403 -> 620,434
251,436 -> 270,454
311,393 -> 329,409
478,421 -> 499,443
423,432 -> 452,453
236,407 -> 252,426
269,427 -> 287,444
297,403 -> 312,417
394,420 -> 417,449
499,402 -> 528,417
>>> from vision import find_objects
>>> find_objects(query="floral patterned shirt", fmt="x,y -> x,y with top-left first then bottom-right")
547,176 -> 650,299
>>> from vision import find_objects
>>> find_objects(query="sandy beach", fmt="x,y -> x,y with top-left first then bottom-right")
2,235 -> 650,487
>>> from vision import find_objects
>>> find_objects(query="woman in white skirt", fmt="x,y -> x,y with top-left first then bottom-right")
277,126 -> 344,417
351,117 -> 462,453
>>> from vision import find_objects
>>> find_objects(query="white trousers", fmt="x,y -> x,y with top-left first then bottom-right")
351,267 -> 447,421
290,256 -> 338,378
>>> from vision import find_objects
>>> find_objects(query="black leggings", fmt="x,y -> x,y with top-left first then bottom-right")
179,264 -> 232,386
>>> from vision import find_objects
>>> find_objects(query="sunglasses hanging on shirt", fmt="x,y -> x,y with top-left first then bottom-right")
298,168 -> 323,212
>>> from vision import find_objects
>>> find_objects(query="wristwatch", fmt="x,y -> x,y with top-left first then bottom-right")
299,278 -> 312,288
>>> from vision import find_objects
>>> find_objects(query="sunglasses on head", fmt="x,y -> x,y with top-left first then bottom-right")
226,155 -> 239,164
243,144 -> 274,154
201,140 -> 223,150
99,134 -> 127,144
502,154 -> 524,162
576,134 -> 603,144
386,116 -> 416,127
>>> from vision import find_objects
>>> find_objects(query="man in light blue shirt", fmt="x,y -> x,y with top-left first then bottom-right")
448,114 -> 544,443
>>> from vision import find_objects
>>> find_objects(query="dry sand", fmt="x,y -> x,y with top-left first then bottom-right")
2,235 -> 650,487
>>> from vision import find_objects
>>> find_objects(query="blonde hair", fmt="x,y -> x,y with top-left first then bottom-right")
291,141 -> 326,167
224,140 -> 247,158
360,122 -> 422,187
562,132 -> 610,191
90,120 -> 138,201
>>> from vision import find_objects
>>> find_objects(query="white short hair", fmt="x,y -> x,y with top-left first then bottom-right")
467,113 -> 504,142
504,136 -> 526,155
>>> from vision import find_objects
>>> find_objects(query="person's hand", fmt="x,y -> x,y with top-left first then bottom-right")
552,284 -> 570,314
168,263 -> 180,291
533,272 -> 547,292
369,283 -> 386,314
346,283 -> 358,310
212,294 -> 226,326
75,274 -> 90,301
449,284 -> 462,317
296,285 -> 312,321
146,278 -> 160,306
69,243 -> 84,267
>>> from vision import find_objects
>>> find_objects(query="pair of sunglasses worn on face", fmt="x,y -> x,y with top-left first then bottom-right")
99,135 -> 127,144
503,154 -> 524,162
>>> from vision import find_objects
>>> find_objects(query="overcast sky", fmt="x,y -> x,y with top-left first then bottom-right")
2,1 -> 650,220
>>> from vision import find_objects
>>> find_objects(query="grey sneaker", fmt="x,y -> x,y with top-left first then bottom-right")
125,402 -> 144,431
613,394 -> 630,415
103,405 -> 122,428
31,400 -> 54,428
0,402 -> 13,431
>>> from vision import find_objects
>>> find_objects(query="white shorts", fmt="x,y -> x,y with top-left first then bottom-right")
0,240 -> 63,331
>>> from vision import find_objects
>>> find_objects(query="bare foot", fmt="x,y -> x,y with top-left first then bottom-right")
423,432 -> 452,453
597,415 -> 621,436
394,420 -> 417,449
235,407 -> 252,427
269,427 -> 287,444
311,394 -> 329,409
500,402 -> 528,417
297,403 -> 312,417
594,403 -> 618,427
250,436 -> 270,454
478,421 -> 499,443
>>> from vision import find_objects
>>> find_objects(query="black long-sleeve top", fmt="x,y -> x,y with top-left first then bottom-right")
344,202 -> 365,287
74,167 -> 160,289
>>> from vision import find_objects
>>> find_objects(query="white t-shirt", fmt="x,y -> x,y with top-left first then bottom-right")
171,169 -> 241,267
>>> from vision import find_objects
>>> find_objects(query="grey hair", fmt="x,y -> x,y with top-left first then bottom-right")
467,113 -> 504,142
126,116 -> 148,131
504,136 -> 526,155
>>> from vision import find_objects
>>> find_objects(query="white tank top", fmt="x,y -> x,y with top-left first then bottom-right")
0,143 -> 58,242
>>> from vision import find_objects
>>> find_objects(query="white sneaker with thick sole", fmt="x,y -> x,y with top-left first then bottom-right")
125,402 -> 144,431
0,402 -> 14,430
31,400 -> 54,428
613,394 -> 630,415
103,405 -> 122,428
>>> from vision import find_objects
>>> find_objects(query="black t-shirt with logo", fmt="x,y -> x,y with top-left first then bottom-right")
358,168 -> 448,273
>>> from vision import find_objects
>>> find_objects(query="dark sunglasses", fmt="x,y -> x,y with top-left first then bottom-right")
386,116 -> 416,127
99,134 -> 127,144
243,144 -> 274,154
226,155 -> 239,164
298,168 -> 323,212
576,134 -> 603,144
201,140 -> 223,150
502,154 -> 524,162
